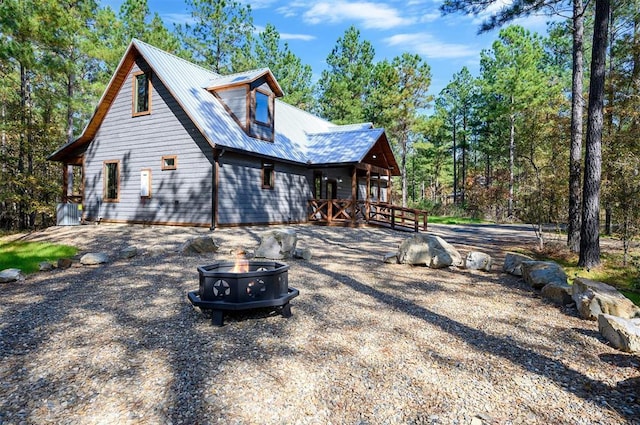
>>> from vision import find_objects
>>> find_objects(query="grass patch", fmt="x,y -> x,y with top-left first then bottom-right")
621,290 -> 640,306
530,241 -> 640,306
0,241 -> 78,274
428,216 -> 485,225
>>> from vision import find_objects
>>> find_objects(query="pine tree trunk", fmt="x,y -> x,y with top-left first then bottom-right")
568,0 -> 585,252
452,121 -> 457,205
461,112 -> 467,205
401,133 -> 408,208
579,0 -> 610,268
508,109 -> 515,218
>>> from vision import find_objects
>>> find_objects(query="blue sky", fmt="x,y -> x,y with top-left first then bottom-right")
103,0 -> 559,97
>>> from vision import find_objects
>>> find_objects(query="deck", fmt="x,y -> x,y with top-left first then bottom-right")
307,199 -> 428,232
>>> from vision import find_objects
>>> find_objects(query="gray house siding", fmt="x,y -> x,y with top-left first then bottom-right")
83,58 -> 214,226
216,86 -> 248,125
217,152 -> 312,225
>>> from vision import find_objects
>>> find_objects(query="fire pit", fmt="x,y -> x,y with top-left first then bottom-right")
187,260 -> 299,326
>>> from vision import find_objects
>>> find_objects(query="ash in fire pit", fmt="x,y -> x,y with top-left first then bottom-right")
187,260 -> 299,326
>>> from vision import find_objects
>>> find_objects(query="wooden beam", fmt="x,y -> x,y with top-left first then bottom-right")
351,166 -> 357,225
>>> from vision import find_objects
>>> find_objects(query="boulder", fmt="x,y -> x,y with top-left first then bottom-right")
255,229 -> 298,260
521,261 -> 567,290
572,278 -> 640,321
180,236 -> 220,254
383,252 -> 399,264
293,247 -> 312,260
80,252 -> 109,265
0,268 -> 25,283
57,258 -> 73,269
119,246 -> 138,259
503,252 -> 534,276
38,261 -> 54,272
464,251 -> 493,271
397,234 -> 463,268
598,314 -> 640,353
541,282 -> 573,305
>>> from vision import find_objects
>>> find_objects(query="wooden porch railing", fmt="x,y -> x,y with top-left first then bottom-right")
308,199 -> 428,232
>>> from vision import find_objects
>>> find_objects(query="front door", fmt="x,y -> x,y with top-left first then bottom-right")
327,180 -> 337,200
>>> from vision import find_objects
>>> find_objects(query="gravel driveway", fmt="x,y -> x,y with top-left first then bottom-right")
1,223 -> 638,424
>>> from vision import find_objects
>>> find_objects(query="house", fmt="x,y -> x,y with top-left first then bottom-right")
49,39 -> 416,229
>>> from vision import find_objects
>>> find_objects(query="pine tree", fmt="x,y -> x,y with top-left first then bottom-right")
317,26 -> 374,123
178,0 -> 254,74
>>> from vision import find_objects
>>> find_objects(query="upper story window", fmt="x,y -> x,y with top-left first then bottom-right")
133,71 -> 152,116
103,160 -> 120,202
262,162 -> 274,189
255,90 -> 271,125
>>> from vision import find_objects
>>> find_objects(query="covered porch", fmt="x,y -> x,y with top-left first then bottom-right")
307,163 -> 428,232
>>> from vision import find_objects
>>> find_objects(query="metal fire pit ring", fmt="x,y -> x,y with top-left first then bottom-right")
188,260 -> 299,326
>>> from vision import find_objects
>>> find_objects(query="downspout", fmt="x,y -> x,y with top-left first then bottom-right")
211,148 -> 221,230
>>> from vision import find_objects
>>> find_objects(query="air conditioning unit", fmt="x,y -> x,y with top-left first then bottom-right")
56,203 -> 82,226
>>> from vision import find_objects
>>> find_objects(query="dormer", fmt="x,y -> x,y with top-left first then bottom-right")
207,69 -> 284,142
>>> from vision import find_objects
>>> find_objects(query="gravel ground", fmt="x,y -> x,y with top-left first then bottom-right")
1,223 -> 639,425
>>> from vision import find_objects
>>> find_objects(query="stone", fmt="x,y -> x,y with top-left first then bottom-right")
521,261 -> 567,290
541,282 -> 573,305
293,247 -> 312,260
572,278 -> 640,320
598,314 -> 640,353
180,236 -> 220,254
255,229 -> 298,260
0,268 -> 24,283
464,251 -> 493,271
397,234 -> 463,268
80,252 -> 109,265
383,252 -> 398,264
503,252 -> 534,276
119,246 -> 138,259
38,261 -> 54,272
57,258 -> 73,269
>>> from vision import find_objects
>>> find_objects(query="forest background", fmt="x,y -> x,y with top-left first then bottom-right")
0,0 -> 638,268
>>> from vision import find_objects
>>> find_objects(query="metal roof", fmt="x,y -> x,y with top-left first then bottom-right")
307,129 -> 385,165
51,39 -> 396,169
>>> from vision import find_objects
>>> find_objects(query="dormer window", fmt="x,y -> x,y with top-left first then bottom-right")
207,70 -> 282,142
255,90 -> 271,125
132,71 -> 151,116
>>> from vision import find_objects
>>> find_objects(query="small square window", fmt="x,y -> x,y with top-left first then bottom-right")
162,155 -> 177,170
262,162 -> 274,189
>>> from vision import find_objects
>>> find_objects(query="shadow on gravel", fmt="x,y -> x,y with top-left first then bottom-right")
303,261 -> 640,423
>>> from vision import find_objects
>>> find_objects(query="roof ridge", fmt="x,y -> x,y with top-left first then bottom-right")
310,127 -> 382,136
132,38 -> 221,78
211,67 -> 271,80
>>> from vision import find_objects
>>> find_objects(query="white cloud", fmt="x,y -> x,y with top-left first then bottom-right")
162,13 -> 195,26
384,33 -> 478,59
280,32 -> 317,41
303,1 -> 414,30
254,24 -> 316,41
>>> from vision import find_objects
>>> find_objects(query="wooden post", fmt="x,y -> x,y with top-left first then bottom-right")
62,163 -> 69,202
387,169 -> 392,203
328,199 -> 333,224
365,167 -> 371,222
391,205 -> 395,229
351,166 -> 357,225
